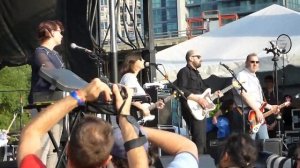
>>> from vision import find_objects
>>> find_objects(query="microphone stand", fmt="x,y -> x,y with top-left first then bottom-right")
91,51 -> 110,84
267,45 -> 285,141
153,65 -> 187,101
221,64 -> 247,133
153,65 -> 187,134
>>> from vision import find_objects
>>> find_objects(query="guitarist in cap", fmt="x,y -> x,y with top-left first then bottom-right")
233,53 -> 279,140
177,50 -> 222,154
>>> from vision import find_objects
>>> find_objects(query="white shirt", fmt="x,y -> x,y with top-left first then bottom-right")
233,68 -> 264,107
120,73 -> 146,96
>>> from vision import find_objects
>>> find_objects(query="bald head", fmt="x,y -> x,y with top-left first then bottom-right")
186,50 -> 201,62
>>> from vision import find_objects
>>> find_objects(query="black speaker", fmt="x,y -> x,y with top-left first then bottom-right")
158,94 -> 181,126
256,138 -> 282,155
206,137 -> 224,164
157,125 -> 176,156
144,87 -> 179,127
156,154 -> 216,168
0,161 -> 17,168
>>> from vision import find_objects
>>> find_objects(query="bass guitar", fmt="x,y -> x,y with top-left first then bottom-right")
248,101 -> 290,133
187,81 -> 241,120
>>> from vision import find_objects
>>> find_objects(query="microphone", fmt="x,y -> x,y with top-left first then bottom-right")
144,62 -> 162,68
70,43 -> 93,54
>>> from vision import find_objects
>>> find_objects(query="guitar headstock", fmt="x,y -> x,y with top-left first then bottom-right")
172,90 -> 180,98
173,90 -> 184,98
284,100 -> 291,107
232,80 -> 245,89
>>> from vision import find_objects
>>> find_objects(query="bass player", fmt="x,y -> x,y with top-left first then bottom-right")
233,53 -> 279,140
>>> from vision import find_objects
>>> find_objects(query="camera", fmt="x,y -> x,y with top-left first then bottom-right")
87,83 -> 130,115
108,83 -> 129,100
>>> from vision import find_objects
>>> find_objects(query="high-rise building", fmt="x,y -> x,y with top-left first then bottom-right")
186,0 -> 300,18
185,0 -> 300,37
152,0 -> 187,38
100,0 -> 300,48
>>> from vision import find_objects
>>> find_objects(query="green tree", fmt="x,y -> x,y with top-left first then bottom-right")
0,65 -> 31,131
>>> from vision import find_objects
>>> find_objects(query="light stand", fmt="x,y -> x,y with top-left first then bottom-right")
265,41 -> 284,137
264,40 -> 292,153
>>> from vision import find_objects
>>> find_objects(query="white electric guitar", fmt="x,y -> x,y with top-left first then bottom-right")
187,81 -> 241,120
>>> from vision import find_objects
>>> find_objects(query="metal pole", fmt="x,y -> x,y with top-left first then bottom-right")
109,0 -> 118,82
143,0 -> 156,82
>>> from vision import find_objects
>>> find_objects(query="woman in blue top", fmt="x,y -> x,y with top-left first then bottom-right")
28,20 -> 65,168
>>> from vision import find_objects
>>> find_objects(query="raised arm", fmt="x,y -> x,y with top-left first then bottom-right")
142,126 -> 198,164
114,86 -> 149,168
18,78 -> 111,166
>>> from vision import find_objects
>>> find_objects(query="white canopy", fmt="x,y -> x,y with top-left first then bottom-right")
156,4 -> 300,81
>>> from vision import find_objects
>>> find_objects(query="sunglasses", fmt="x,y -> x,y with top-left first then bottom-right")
192,55 -> 201,59
250,61 -> 259,64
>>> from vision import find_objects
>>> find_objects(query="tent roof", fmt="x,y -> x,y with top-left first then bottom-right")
156,4 -> 300,81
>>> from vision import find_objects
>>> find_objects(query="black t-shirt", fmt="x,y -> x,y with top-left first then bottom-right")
177,64 -> 207,98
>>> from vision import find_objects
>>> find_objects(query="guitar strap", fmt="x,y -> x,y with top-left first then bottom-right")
233,101 -> 243,115
235,106 -> 243,116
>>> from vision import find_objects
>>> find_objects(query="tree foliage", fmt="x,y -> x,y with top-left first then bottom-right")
0,65 -> 31,131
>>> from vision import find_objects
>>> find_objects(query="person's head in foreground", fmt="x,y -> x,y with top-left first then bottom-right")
67,116 -> 114,168
219,133 -> 258,168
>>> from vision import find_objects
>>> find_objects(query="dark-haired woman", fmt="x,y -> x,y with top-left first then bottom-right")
28,20 -> 65,168
119,52 -> 165,121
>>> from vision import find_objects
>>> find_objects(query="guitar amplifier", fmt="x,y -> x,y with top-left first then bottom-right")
157,125 -> 176,156
284,130 -> 300,146
292,109 -> 300,130
256,138 -> 282,156
144,87 -> 179,127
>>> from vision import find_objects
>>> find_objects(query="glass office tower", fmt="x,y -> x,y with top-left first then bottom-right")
152,0 -> 179,38
186,0 -> 300,18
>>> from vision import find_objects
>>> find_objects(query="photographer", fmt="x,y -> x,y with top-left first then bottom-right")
18,78 -> 148,168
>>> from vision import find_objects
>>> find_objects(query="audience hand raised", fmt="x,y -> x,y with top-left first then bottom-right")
80,78 -> 112,102
113,85 -> 134,116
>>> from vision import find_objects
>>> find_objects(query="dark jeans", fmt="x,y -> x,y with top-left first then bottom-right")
181,103 -> 206,154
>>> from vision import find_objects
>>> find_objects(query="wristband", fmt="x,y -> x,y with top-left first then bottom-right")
124,136 -> 147,152
119,115 -> 147,151
70,90 -> 85,106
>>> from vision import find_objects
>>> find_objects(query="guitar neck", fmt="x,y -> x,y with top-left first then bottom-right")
263,102 -> 287,118
148,94 -> 175,111
210,85 -> 233,101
